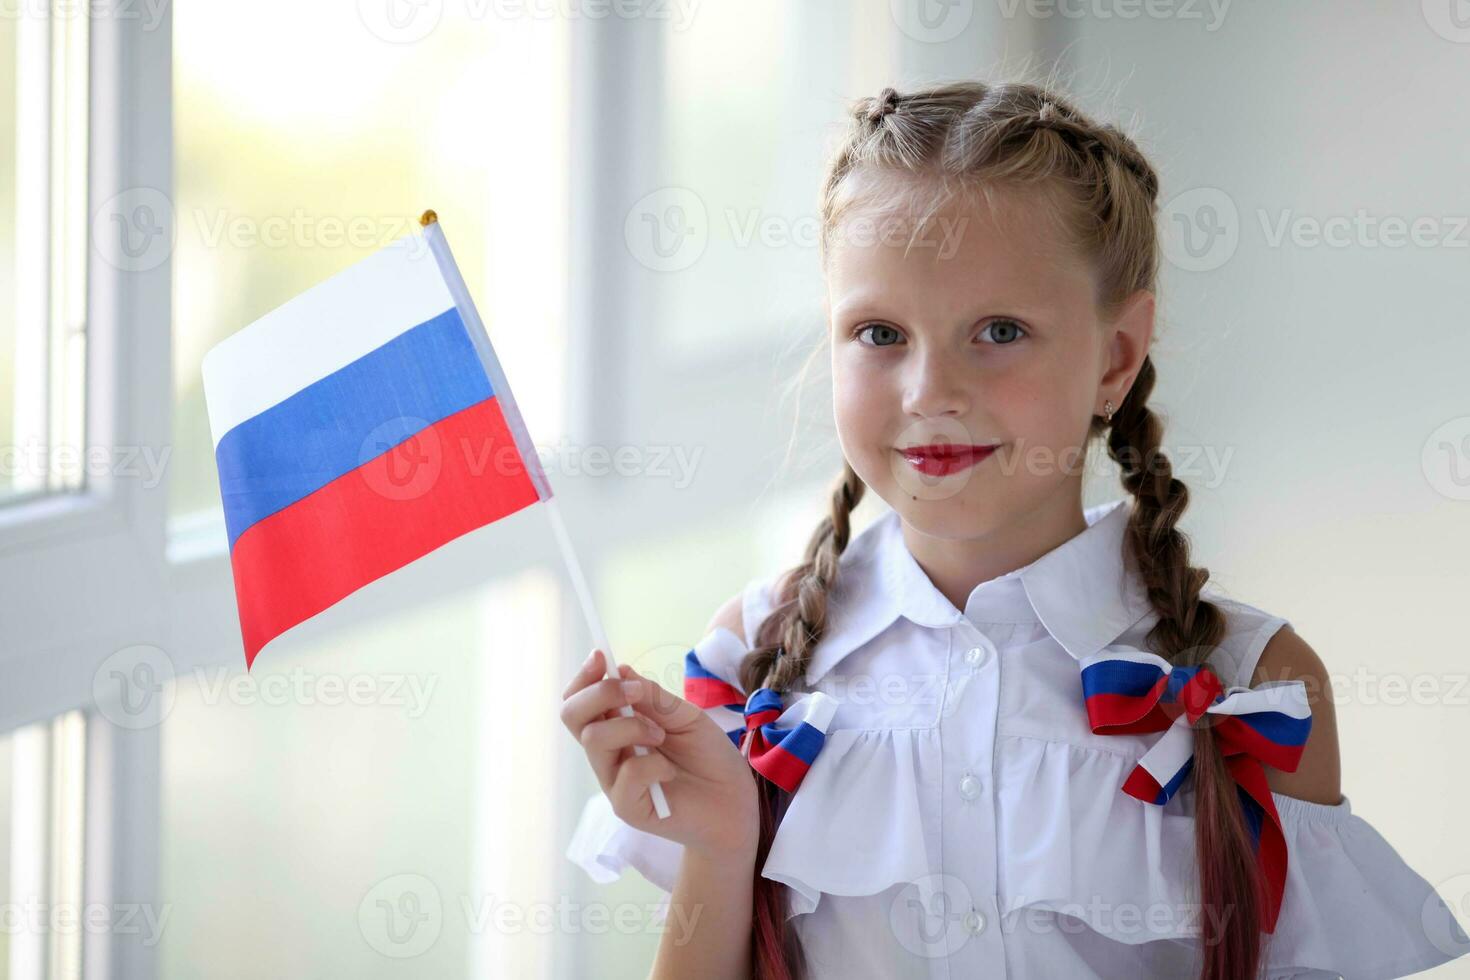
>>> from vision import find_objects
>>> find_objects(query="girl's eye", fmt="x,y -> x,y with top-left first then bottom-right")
855,323 -> 903,347
980,318 -> 1027,344
853,319 -> 1029,347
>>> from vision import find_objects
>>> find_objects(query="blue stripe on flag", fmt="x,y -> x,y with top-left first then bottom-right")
215,307 -> 494,549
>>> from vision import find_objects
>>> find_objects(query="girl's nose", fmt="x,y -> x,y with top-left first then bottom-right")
901,352 -> 970,419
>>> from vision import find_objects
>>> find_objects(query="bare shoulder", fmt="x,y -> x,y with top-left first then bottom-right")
1251,626 -> 1343,806
705,591 -> 744,638
705,567 -> 801,641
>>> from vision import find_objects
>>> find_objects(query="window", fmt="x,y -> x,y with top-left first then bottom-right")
649,0 -> 897,363
169,1 -> 569,533
1,4 -> 89,504
1,712 -> 88,980
158,570 -> 561,978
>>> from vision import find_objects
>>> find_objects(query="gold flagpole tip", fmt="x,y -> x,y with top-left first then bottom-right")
419,209 -> 439,227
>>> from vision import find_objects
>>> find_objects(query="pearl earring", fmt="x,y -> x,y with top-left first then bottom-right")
1103,400 -> 1114,424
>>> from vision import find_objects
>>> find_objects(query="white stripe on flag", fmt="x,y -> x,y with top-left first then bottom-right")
201,236 -> 454,448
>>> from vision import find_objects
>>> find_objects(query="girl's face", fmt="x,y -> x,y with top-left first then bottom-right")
824,179 -> 1154,540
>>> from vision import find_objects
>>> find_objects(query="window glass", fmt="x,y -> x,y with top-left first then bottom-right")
159,569 -> 563,977
171,3 -> 569,525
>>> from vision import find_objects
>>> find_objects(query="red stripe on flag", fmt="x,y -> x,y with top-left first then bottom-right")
229,395 -> 542,668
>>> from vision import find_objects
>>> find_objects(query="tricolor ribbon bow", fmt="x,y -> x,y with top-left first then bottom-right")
1079,647 -> 1313,933
683,650 -> 837,794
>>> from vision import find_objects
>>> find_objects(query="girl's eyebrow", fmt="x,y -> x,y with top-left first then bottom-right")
831,294 -> 1053,325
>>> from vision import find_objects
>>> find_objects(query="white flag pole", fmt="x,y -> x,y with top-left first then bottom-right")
419,210 -> 672,820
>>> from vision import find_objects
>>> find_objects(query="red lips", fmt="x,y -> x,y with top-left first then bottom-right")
897,444 -> 998,477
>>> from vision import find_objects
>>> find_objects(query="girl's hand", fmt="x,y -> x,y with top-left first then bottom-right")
560,648 -> 759,860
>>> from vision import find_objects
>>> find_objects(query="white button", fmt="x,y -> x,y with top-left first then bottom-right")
964,645 -> 986,666
958,773 -> 981,800
963,907 -> 986,934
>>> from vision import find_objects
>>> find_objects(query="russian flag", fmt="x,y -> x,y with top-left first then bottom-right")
201,214 -> 553,670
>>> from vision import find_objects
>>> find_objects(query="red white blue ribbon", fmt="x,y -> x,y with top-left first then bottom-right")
684,650 -> 836,794
1079,645 -> 1313,933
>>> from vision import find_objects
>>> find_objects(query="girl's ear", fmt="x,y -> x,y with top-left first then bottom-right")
1099,287 -> 1155,398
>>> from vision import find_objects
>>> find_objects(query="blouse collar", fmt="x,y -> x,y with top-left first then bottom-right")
803,497 -> 1154,687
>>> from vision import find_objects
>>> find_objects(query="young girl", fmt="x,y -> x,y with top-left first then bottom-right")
560,80 -> 1470,980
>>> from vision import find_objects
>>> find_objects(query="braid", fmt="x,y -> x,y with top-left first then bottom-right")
1104,356 -> 1266,979
739,460 -> 867,980
1032,98 -> 1160,200
861,85 -> 901,126
1105,356 -> 1225,661
741,461 -> 866,695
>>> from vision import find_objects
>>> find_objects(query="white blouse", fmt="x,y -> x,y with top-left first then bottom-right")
566,497 -> 1470,978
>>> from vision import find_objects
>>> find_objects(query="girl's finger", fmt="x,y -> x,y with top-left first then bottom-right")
615,666 -> 706,733
559,672 -> 641,740
561,648 -> 607,700
580,714 -> 667,790
609,750 -> 679,821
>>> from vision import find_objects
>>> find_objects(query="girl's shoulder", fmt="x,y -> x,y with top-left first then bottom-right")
1146,584 -> 1296,689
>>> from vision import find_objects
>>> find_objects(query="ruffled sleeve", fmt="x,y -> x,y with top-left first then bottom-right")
565,790 -> 681,923
1262,791 -> 1470,979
